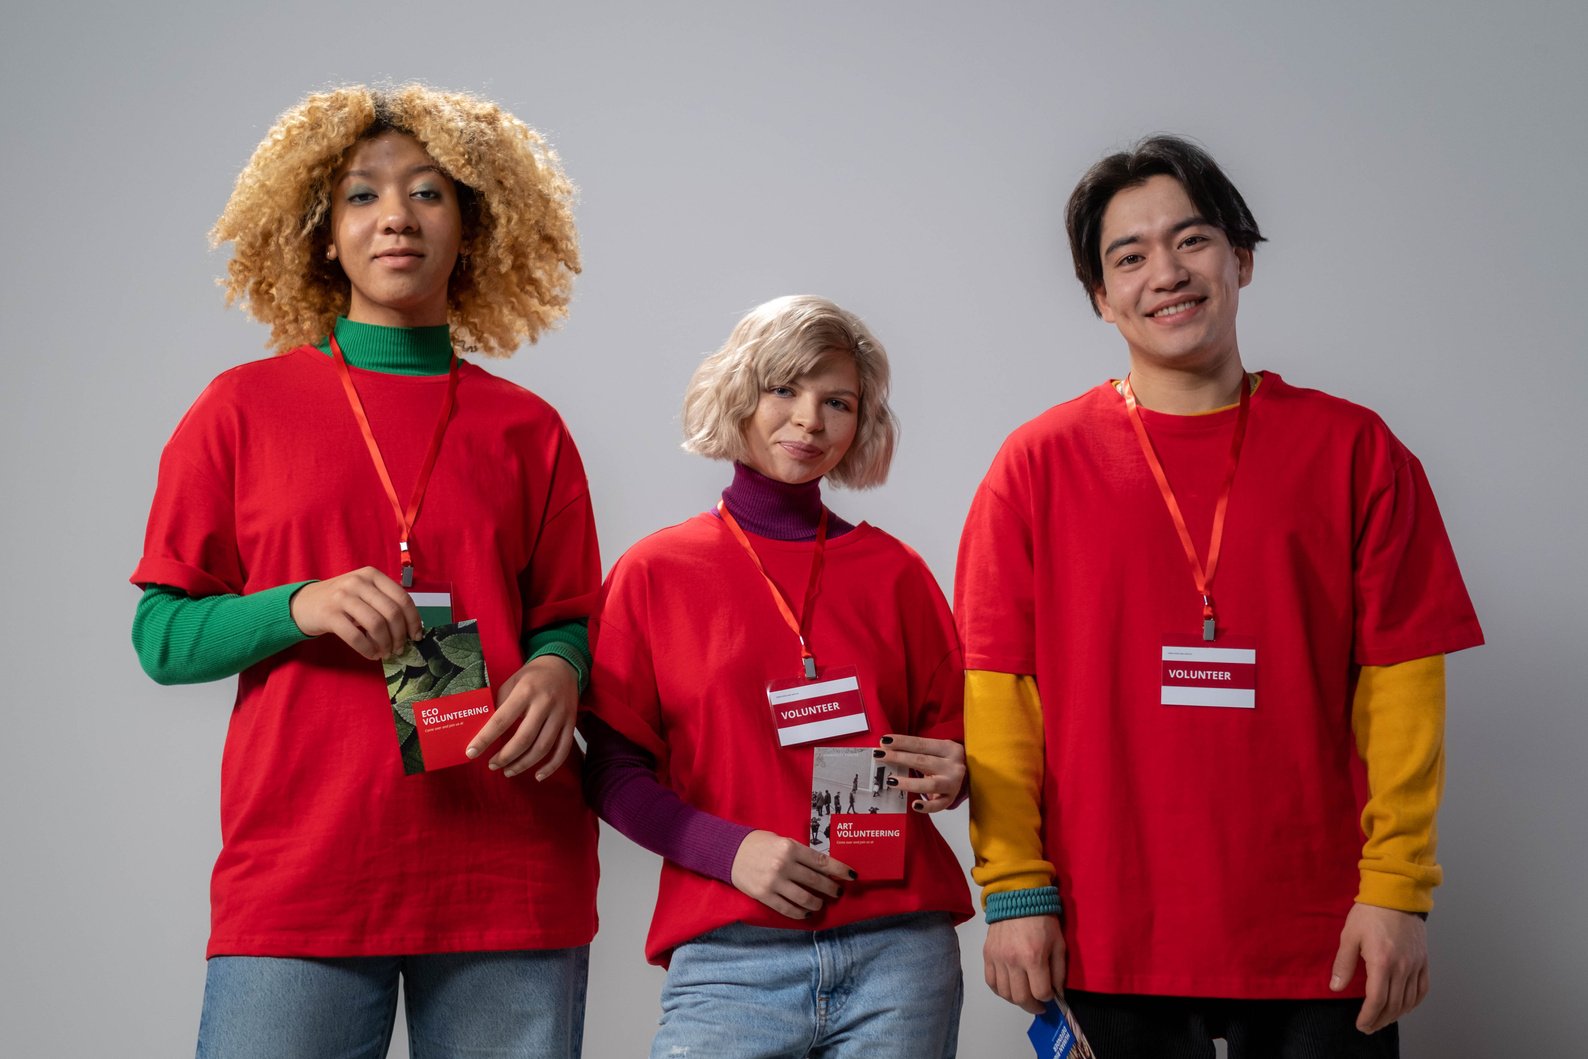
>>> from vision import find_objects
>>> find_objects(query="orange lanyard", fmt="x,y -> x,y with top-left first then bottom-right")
1121,375 -> 1250,641
330,332 -> 459,587
718,502 -> 829,679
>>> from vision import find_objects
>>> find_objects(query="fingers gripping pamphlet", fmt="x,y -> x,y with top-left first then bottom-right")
384,619 -> 493,775
1028,999 -> 1097,1058
809,747 -> 907,879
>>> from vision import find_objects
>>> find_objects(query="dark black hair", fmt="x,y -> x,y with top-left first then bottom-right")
1065,135 -> 1265,316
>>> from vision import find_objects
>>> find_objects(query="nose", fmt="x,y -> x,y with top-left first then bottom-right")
1148,252 -> 1190,291
791,393 -> 825,433
380,197 -> 418,234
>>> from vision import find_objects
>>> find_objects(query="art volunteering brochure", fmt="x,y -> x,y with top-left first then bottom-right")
384,619 -> 492,775
1028,999 -> 1097,1058
809,746 -> 907,879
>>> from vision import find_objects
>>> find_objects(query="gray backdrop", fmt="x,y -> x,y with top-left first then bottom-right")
3,1 -> 1582,1055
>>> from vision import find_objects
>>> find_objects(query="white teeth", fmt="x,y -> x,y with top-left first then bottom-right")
1151,300 -> 1198,318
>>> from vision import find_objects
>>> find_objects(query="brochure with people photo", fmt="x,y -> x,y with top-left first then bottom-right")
384,619 -> 493,776
1028,998 -> 1097,1058
809,746 -> 908,879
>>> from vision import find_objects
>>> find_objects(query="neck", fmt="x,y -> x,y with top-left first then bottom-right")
1124,350 -> 1247,414
719,462 -> 853,541
315,316 -> 454,376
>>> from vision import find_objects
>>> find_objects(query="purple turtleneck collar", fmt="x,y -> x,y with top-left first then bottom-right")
714,462 -> 856,541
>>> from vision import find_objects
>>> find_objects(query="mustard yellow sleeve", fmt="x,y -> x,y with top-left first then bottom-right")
1353,655 -> 1446,912
966,669 -> 1054,904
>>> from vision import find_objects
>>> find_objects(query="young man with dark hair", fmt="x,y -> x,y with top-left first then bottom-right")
957,135 -> 1483,1057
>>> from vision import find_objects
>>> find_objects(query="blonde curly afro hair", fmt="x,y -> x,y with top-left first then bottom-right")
211,83 -> 581,357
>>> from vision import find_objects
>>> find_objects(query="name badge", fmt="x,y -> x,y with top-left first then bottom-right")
1161,636 -> 1257,709
407,579 -> 454,628
766,665 -> 869,746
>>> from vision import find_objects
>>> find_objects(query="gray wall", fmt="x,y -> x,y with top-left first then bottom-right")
2,1 -> 1582,1055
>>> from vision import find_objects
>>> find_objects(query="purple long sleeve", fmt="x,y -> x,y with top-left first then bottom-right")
581,715 -> 753,883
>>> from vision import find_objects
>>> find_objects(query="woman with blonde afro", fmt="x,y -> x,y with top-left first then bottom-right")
131,84 -> 599,1057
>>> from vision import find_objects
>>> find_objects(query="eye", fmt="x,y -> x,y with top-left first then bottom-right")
1115,252 -> 1144,268
825,397 -> 853,413
413,185 -> 444,201
346,187 -> 376,205
768,384 -> 796,398
1179,234 -> 1208,249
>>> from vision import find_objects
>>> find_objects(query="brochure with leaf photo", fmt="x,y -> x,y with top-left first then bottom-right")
809,746 -> 908,879
384,619 -> 493,776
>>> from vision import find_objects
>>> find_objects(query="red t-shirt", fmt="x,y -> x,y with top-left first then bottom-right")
133,349 -> 602,957
956,373 -> 1483,998
586,514 -> 974,965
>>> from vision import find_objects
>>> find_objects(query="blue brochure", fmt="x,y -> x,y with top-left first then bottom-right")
1028,999 -> 1096,1058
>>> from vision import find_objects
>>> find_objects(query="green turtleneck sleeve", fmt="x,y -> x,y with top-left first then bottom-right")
132,583 -> 312,684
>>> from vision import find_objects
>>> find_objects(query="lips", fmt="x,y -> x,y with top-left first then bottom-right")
1149,297 -> 1204,319
777,440 -> 824,460
375,248 -> 423,259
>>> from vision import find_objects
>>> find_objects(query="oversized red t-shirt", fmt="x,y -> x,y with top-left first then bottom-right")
956,373 -> 1483,998
586,514 -> 974,965
133,348 -> 601,957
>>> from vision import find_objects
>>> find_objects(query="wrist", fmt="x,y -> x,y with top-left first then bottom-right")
985,885 -> 1062,924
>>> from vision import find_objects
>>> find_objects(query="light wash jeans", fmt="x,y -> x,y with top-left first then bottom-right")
651,912 -> 962,1059
195,947 -> 588,1059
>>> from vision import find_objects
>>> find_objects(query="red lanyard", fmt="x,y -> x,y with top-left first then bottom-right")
330,333 -> 459,587
718,502 -> 829,679
1120,375 -> 1250,641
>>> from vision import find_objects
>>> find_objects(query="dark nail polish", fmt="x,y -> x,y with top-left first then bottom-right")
880,735 -> 894,745
848,869 -> 858,880
912,801 -> 925,812
886,776 -> 898,787
872,749 -> 884,758
835,886 -> 845,897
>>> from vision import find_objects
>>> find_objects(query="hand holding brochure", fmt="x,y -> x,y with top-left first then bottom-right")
384,619 -> 493,775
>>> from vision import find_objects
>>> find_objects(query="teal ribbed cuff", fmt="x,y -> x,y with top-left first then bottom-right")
523,619 -> 591,692
985,885 -> 1062,924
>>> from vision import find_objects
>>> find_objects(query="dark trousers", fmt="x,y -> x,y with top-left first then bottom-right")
1064,990 -> 1399,1059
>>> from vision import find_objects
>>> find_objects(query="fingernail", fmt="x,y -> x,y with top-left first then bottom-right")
535,771 -> 549,782
912,801 -> 926,812
880,736 -> 894,745
835,886 -> 845,897
886,776 -> 899,787
488,762 -> 501,771
848,869 -> 858,880
1330,975 -> 1343,990
872,749 -> 884,758
466,747 -> 480,759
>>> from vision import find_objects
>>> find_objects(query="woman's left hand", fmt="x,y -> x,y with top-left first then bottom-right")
875,734 -> 966,813
466,655 -> 579,780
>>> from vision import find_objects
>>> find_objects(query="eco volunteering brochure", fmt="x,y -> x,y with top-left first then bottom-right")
1028,998 -> 1097,1059
384,619 -> 492,775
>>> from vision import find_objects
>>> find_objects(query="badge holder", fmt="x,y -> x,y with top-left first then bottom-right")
767,664 -> 870,746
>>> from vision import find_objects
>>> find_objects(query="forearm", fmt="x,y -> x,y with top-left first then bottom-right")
580,715 -> 752,882
1353,655 -> 1446,912
131,582 -> 312,685
966,669 -> 1056,904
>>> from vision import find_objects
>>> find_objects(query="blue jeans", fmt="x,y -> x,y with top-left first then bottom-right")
196,948 -> 588,1059
651,912 -> 962,1058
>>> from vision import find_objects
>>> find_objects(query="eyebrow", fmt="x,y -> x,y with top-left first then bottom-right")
1102,216 -> 1210,259
339,164 -> 447,181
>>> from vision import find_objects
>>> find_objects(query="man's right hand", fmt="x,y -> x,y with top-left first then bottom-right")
985,914 -> 1066,1014
289,567 -> 422,660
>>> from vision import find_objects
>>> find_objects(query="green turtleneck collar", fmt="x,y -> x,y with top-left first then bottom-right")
314,316 -> 454,376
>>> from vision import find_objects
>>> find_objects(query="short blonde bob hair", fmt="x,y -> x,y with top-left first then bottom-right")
681,296 -> 899,490
211,83 -> 580,357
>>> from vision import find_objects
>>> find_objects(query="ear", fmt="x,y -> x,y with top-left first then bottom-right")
1236,247 -> 1253,288
325,244 -> 338,262
1093,284 -> 1118,324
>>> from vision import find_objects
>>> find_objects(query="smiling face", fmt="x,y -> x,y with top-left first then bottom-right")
327,130 -> 463,328
1093,173 -> 1253,375
740,352 -> 862,485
